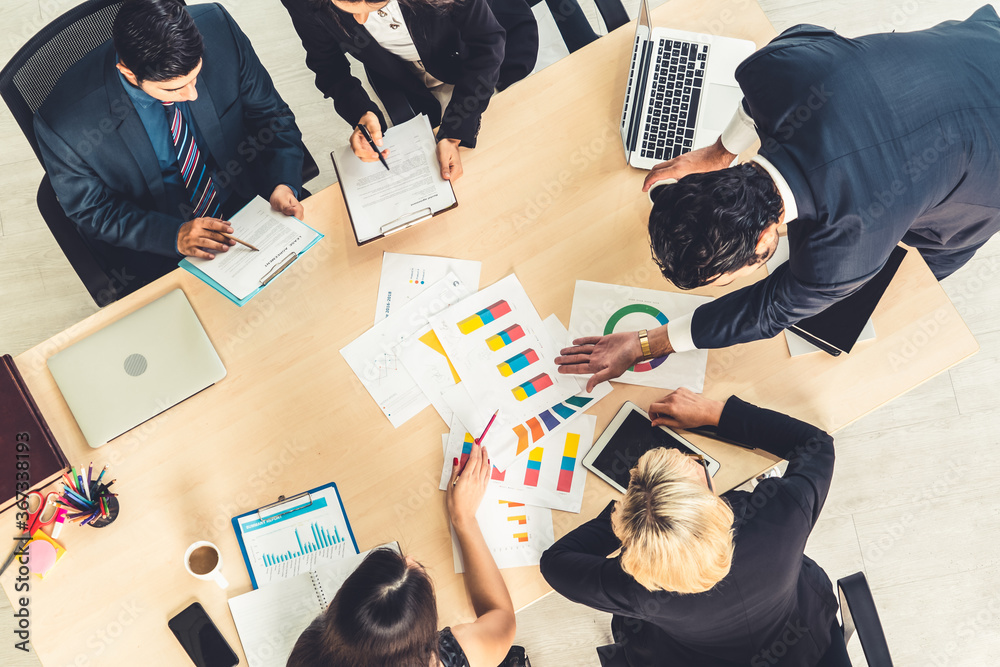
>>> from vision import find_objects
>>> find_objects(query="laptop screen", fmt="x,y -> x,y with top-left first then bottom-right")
620,0 -> 654,158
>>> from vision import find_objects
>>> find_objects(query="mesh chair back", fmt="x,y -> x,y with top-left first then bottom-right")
0,0 -> 125,163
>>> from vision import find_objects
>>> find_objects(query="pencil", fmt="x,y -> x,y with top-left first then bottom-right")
221,232 -> 259,251
94,465 -> 107,486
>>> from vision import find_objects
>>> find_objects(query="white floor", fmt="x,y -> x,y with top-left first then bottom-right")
3,1 -> 999,666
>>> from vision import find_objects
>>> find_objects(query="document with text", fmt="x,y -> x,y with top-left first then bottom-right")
331,114 -> 457,245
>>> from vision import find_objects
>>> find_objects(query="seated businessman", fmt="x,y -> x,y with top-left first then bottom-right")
35,0 -> 307,288
557,6 -> 1000,390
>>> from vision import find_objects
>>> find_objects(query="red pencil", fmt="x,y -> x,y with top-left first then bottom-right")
475,410 -> 500,446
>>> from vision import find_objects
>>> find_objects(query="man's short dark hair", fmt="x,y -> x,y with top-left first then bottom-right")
113,0 -> 203,83
647,163 -> 783,289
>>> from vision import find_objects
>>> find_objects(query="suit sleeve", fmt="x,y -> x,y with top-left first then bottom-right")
220,6 -> 305,195
689,260 -> 871,348
539,502 -> 647,617
435,0 -> 506,147
717,396 -> 835,527
34,114 -> 184,257
280,0 -> 387,132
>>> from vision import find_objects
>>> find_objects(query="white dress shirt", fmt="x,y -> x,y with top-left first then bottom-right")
360,0 -> 447,91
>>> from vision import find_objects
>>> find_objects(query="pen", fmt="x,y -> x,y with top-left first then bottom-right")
51,508 -> 68,539
94,465 -> 107,486
356,123 -> 390,171
475,410 -> 500,446
220,232 -> 259,252
86,462 -> 92,493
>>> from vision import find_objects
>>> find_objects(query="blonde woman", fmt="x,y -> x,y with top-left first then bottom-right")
540,388 -> 847,667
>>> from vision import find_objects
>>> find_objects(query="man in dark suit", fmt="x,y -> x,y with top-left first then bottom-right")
35,0 -> 307,286
541,388 -> 846,666
556,7 -> 1000,388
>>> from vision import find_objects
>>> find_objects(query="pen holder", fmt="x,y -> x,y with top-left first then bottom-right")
87,495 -> 119,528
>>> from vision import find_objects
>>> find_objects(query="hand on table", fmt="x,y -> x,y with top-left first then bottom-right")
177,217 -> 235,259
350,111 -> 389,162
269,184 -> 303,219
642,137 -> 736,193
649,387 -> 724,429
555,332 -> 646,392
447,443 -> 490,531
436,138 -> 463,181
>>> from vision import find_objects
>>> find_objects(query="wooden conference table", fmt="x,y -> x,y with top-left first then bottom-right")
3,0 -> 979,665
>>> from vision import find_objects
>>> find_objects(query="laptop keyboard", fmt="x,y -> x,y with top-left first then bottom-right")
641,40 -> 709,161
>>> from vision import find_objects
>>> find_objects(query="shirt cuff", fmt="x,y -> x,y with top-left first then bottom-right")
719,102 -> 757,155
668,312 -> 697,353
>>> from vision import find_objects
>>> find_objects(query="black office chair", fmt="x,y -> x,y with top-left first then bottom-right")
596,572 -> 893,667
0,0 -> 320,307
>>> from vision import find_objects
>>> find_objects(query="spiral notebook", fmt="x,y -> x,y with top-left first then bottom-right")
228,543 -> 399,667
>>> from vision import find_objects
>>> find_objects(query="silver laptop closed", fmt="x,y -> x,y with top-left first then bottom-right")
48,289 -> 226,448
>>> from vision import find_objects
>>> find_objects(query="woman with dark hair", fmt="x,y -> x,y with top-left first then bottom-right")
286,442 -> 516,667
280,0 -> 538,183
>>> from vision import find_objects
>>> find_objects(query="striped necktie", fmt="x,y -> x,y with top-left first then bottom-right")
163,102 -> 221,219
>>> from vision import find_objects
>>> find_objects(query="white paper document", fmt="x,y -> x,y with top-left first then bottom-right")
184,196 -> 320,299
428,274 -> 582,469
764,236 -> 876,356
228,543 -> 399,667
439,414 -> 597,513
341,274 -> 471,427
567,280 -> 711,391
451,486 -> 554,573
375,252 -> 482,322
332,115 -> 457,244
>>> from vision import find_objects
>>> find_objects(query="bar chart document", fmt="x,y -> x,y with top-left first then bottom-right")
331,114 -> 457,244
232,482 -> 359,588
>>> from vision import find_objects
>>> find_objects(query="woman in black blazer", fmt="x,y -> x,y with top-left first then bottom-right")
540,388 -> 848,667
281,0 -> 538,181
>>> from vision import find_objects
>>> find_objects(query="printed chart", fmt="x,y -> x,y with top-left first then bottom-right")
440,415 -> 598,513
429,274 -> 581,469
374,252 -> 481,322
451,487 -> 554,572
568,280 -> 711,391
233,485 -> 358,587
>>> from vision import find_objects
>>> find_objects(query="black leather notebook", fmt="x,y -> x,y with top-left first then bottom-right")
790,245 -> 908,356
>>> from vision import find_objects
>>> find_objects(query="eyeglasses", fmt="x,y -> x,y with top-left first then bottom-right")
686,453 -> 713,491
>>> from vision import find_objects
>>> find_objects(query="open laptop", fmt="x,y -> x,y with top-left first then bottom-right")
620,0 -> 756,169
47,289 -> 226,448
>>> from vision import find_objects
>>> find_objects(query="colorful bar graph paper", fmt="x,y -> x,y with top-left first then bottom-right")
512,373 -> 554,401
538,409 -> 559,430
513,532 -> 529,543
551,402 -> 576,419
458,300 -> 512,334
459,432 -> 474,469
524,447 -> 543,487
491,466 -> 506,481
486,324 -> 526,351
556,433 -> 580,493
507,514 -> 528,525
497,349 -> 539,377
261,523 -> 343,566
498,500 -> 525,507
565,396 -> 594,408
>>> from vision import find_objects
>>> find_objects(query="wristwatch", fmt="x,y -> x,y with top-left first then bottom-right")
638,329 -> 653,361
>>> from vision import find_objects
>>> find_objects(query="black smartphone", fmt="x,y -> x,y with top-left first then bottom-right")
168,602 -> 240,667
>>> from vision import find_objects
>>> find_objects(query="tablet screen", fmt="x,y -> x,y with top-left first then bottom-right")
590,410 -> 705,489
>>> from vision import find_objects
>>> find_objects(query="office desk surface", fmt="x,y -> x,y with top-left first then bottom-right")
3,0 -> 978,665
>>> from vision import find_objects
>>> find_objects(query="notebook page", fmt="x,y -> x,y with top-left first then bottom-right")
227,572 -> 322,667
332,115 -> 456,243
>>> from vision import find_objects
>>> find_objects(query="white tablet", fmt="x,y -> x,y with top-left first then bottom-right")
583,401 -> 721,493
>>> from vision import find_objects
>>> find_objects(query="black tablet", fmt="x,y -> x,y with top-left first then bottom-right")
583,401 -> 720,493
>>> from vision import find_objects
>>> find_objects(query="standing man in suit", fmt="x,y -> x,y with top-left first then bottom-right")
541,388 -> 846,666
557,7 -> 1000,389
35,0 -> 307,288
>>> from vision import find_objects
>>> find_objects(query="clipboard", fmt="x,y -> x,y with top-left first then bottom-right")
331,153 -> 458,246
231,482 -> 359,589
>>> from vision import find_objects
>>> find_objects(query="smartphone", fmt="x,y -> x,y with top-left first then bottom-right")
168,602 -> 240,667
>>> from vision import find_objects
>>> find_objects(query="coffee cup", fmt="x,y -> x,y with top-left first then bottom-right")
183,541 -> 228,589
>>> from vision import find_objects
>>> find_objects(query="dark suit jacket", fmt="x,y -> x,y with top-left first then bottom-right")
540,398 -> 839,667
687,5 -> 1000,348
280,0 -> 538,148
34,3 -> 305,258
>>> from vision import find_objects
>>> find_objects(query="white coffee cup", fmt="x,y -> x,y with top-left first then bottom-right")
183,541 -> 229,589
